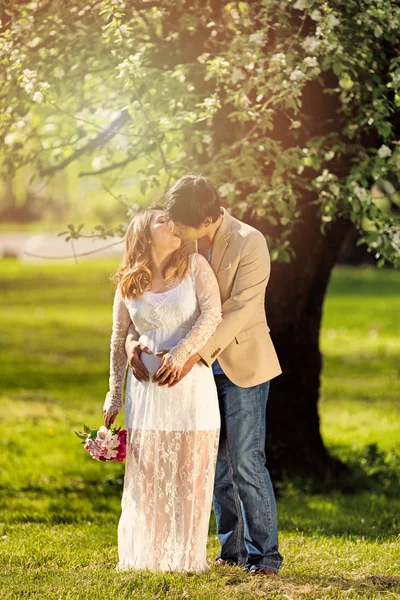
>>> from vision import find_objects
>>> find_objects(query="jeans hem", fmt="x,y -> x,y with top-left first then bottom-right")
246,560 -> 282,573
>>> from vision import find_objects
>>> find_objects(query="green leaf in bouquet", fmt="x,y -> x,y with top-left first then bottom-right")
83,424 -> 91,433
89,429 -> 98,439
74,430 -> 88,440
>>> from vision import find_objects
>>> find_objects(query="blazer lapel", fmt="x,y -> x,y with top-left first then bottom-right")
211,208 -> 231,273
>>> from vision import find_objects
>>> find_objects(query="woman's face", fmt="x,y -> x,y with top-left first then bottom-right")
149,210 -> 181,251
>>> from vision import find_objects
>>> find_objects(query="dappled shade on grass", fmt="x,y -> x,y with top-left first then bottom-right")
0,260 -> 399,599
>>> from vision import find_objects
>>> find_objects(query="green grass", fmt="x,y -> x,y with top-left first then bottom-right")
0,260 -> 399,599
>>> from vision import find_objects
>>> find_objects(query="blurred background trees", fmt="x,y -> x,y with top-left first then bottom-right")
1,0 -> 399,477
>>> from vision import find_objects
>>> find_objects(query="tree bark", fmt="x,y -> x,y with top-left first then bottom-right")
249,201 -> 353,480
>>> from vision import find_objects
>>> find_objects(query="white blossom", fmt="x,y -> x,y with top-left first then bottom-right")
27,36 -> 41,48
327,14 -> 340,28
377,145 -> 392,159
270,53 -> 286,66
303,56 -> 317,67
310,9 -> 322,21
293,0 -> 306,9
249,32 -> 264,45
218,183 -> 235,197
329,183 -> 341,197
4,133 -> 18,145
289,68 -> 305,81
54,68 -> 65,79
203,95 -> 220,109
353,185 -> 368,201
238,92 -> 251,107
302,36 -> 321,53
32,91 -> 44,103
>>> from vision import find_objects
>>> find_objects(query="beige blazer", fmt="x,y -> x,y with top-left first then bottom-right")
126,208 -> 282,387
193,208 -> 282,387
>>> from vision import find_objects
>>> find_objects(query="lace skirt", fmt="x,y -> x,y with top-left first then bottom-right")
116,337 -> 220,573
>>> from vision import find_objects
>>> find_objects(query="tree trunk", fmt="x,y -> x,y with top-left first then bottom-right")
255,203 -> 353,480
242,193 -> 353,480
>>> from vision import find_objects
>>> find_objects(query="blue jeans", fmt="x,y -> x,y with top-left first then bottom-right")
213,374 -> 283,572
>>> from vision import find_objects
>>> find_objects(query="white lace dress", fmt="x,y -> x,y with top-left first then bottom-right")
103,253 -> 222,573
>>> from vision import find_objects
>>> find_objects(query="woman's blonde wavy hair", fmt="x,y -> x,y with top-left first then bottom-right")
110,205 -> 189,300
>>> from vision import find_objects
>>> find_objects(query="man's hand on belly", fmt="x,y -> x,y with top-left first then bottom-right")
126,338 -> 152,382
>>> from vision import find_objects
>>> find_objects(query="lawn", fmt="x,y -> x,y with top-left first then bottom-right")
0,259 -> 399,599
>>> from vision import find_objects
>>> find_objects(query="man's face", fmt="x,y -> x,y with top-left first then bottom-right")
172,220 -> 211,240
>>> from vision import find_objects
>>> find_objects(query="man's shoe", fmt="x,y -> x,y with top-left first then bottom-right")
248,566 -> 278,575
215,557 -> 238,567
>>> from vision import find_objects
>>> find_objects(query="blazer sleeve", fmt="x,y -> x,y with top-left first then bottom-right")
197,231 -> 270,366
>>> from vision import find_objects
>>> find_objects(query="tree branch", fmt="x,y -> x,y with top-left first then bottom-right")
39,109 -> 131,176
79,154 -> 140,177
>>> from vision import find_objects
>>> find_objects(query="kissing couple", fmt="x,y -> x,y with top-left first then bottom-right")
103,174 -> 283,575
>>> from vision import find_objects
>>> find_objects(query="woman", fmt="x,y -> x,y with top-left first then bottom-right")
102,206 -> 222,574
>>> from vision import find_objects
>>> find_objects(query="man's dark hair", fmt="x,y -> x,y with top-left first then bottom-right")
164,174 -> 221,228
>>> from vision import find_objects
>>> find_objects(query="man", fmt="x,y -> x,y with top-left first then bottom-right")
125,174 -> 283,575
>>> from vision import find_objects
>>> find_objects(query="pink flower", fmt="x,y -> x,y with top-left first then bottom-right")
82,427 -> 127,462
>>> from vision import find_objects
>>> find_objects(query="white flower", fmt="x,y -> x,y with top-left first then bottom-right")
54,67 -> 65,79
377,145 -> 392,159
353,185 -> 368,201
329,184 -> 340,197
238,92 -> 251,107
231,67 -> 245,84
23,68 -> 36,78
302,36 -> 321,53
4,133 -> 18,145
289,68 -> 305,81
32,91 -> 44,103
218,183 -> 235,197
27,36 -> 41,49
310,9 -> 321,21
293,0 -> 306,9
249,32 -> 264,45
270,53 -> 286,66
328,14 -> 340,28
303,56 -> 317,67
97,426 -> 113,442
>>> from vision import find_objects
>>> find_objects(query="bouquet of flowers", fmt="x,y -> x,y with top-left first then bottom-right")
75,424 -> 127,462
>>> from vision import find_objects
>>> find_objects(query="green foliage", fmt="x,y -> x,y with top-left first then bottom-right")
1,0 -> 399,265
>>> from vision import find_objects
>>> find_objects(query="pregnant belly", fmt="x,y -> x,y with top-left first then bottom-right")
140,351 -> 163,379
138,327 -> 189,379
